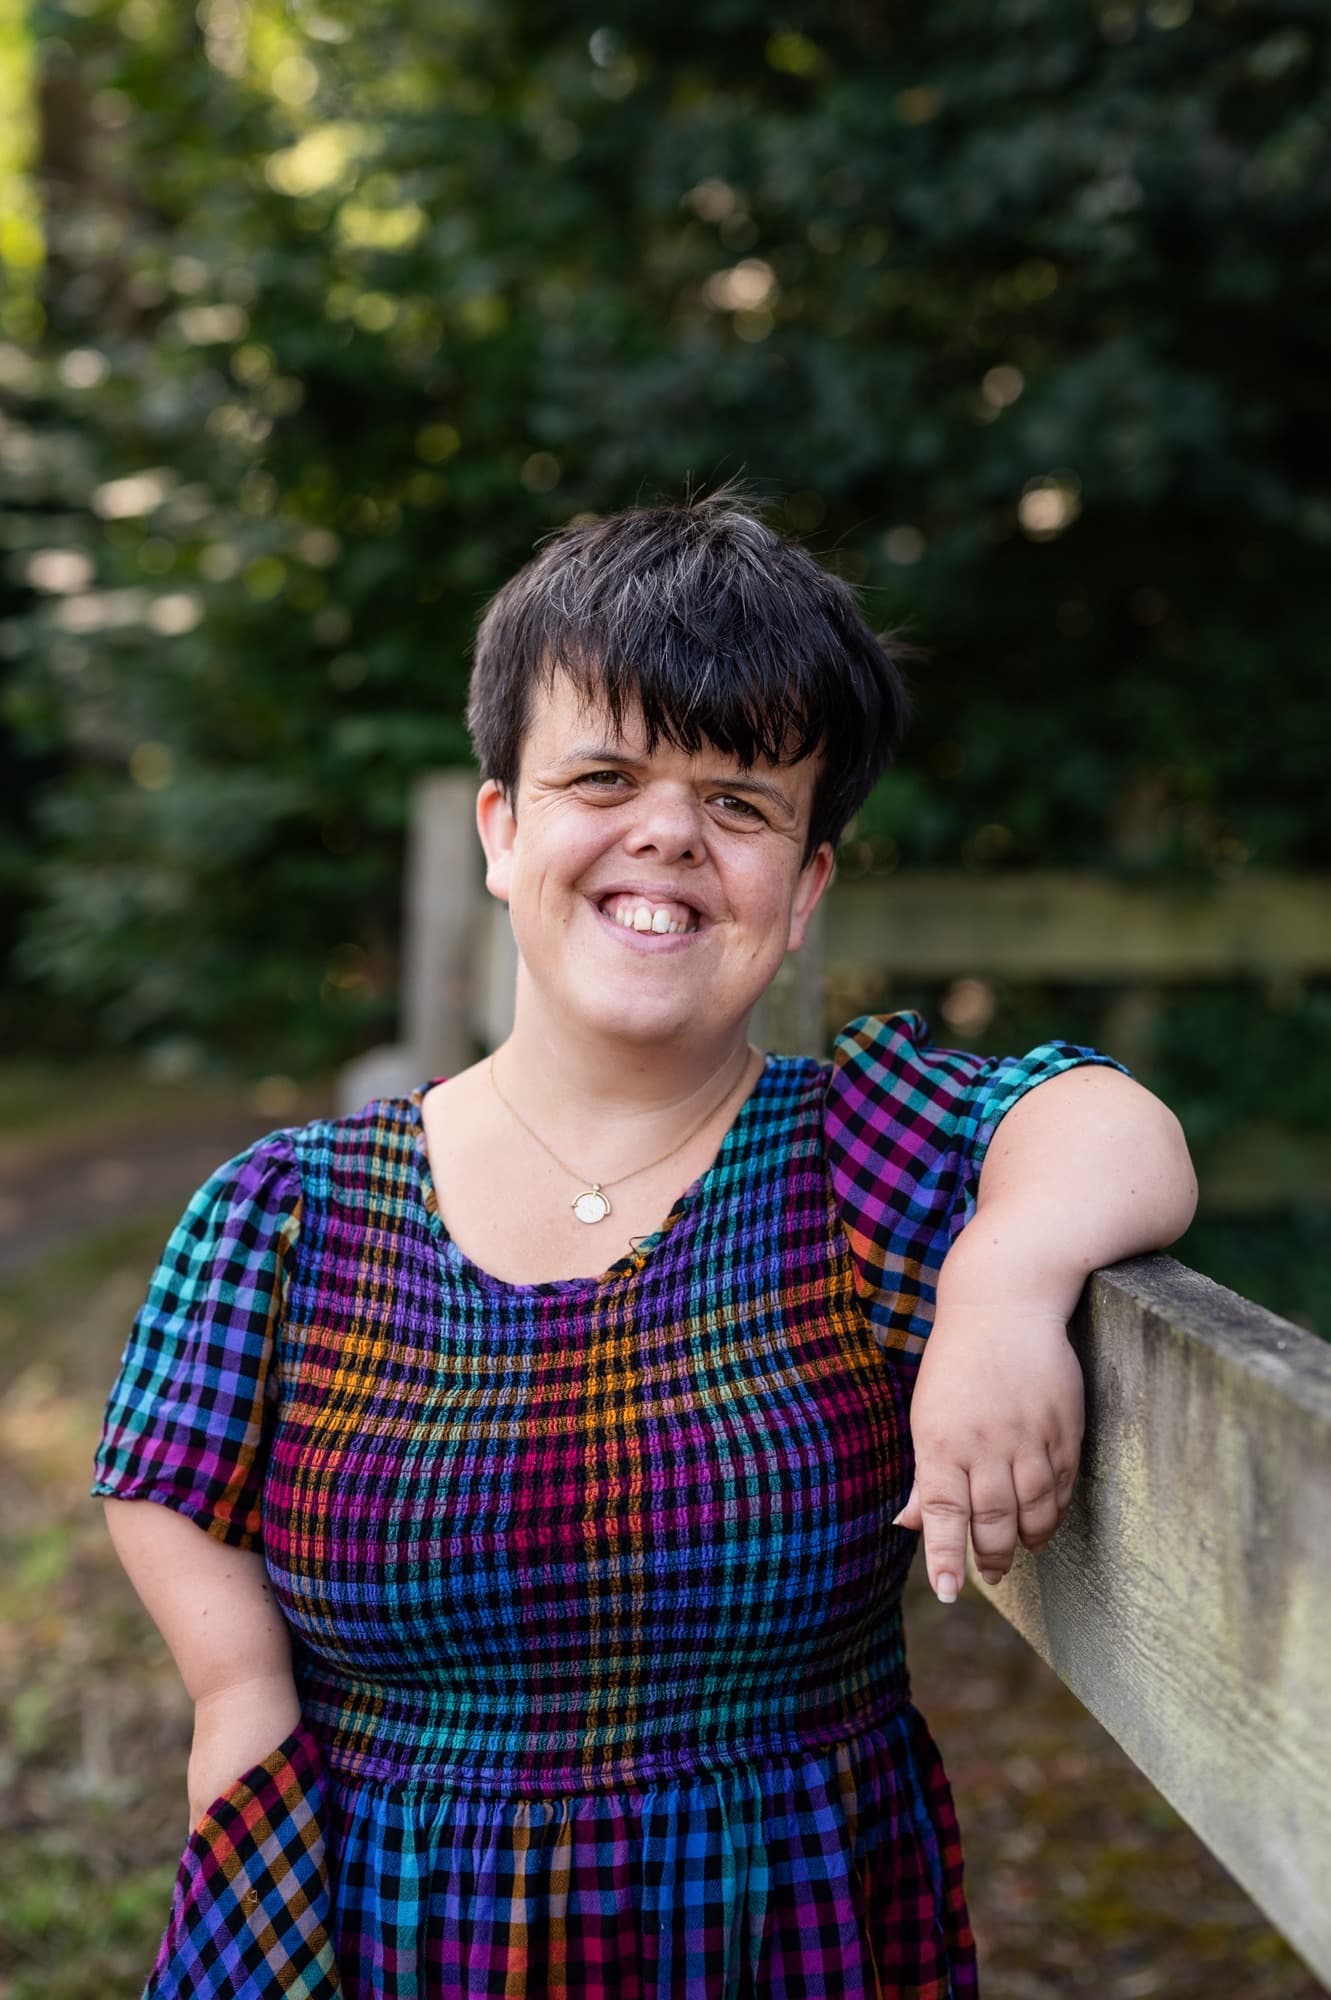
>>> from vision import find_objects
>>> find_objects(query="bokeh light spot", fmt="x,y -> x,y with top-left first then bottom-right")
884,525 -> 926,565
129,741 -> 174,790
1018,476 -> 1082,540
520,452 -> 562,492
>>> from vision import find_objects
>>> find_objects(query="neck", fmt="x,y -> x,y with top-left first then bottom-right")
497,982 -> 758,1132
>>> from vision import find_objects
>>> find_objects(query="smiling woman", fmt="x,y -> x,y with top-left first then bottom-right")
93,487 -> 1196,1999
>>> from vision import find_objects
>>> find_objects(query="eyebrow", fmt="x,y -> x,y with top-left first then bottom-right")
555,745 -> 799,819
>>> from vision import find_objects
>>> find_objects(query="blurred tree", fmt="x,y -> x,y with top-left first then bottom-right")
3,1 -> 1328,1114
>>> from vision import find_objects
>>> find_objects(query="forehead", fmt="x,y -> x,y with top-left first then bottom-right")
521,670 -> 816,789
522,671 -> 647,754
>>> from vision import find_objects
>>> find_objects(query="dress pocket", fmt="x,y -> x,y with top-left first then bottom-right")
145,1717 -> 343,1999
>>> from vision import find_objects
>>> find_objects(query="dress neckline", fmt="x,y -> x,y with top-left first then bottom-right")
403,1053 -> 776,1298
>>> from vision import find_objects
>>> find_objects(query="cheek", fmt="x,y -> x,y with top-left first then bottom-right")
734,861 -> 801,944
513,813 -> 598,885
511,826 -> 608,930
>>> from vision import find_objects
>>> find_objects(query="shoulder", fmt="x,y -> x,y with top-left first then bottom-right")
825,1010 -> 994,1139
259,1087 -> 423,1211
174,1085 -> 419,1248
823,1007 -> 1130,1183
206,1123 -> 304,1204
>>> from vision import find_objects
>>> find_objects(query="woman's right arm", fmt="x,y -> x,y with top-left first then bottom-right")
102,1497 -> 299,1833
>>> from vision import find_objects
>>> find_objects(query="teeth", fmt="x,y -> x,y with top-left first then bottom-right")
602,894 -> 697,935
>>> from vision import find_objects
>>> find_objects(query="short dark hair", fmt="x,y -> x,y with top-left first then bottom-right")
466,486 -> 913,861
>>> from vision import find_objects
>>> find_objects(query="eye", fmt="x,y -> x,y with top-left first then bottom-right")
712,793 -> 765,821
577,769 -> 631,792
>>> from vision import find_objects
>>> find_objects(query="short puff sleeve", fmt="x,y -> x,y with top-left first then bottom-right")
91,1130 -> 302,1551
825,1009 -> 1129,1378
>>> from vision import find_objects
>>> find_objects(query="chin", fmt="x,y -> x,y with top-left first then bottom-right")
572,984 -> 709,1047
587,1005 -> 697,1047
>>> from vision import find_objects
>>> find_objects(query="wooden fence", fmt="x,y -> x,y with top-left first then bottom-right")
998,1252 -> 1331,1985
336,773 -> 1331,1986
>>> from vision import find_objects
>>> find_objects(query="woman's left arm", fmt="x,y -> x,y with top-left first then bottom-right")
895,1067 -> 1199,1604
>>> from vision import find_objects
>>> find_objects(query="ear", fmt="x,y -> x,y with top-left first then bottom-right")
475,778 -> 517,903
787,842 -> 835,952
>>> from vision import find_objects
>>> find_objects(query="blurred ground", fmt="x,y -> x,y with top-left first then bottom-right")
0,1064 -> 327,1281
0,1075 -> 1323,1998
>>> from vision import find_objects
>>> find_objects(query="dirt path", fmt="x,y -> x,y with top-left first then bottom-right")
0,1102 -> 328,1281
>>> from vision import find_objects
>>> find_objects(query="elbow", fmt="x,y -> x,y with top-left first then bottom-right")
1151,1106 -> 1200,1248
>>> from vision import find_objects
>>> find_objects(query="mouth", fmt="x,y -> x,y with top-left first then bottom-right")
591,891 -> 703,937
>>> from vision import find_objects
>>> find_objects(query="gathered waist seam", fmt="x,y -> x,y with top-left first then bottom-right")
315,1686 -> 915,1804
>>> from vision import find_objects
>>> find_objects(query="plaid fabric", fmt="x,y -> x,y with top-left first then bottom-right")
94,1010 -> 1126,1998
90,1138 -> 300,1550
147,1718 -> 342,1998
324,1704 -> 971,1999
827,1011 -> 1128,1395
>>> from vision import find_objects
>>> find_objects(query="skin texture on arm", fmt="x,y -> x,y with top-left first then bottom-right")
102,1497 -> 299,1833
962,1064 -> 1199,1314
895,1066 -> 1199,1603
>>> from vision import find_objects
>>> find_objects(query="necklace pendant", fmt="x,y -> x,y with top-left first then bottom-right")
571,1184 -> 611,1225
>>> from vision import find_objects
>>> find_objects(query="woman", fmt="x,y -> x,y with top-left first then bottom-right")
94,491 -> 1197,1997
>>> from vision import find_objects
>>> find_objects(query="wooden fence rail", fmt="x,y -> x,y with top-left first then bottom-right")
986,1253 -> 1331,1985
826,870 -> 1331,982
339,777 -> 1330,1105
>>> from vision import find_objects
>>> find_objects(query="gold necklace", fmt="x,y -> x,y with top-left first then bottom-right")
487,1048 -> 756,1225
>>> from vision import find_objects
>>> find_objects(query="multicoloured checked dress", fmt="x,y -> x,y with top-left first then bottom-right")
93,1010 -> 1126,1999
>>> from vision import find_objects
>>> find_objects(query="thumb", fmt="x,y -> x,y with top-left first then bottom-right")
891,1485 -> 922,1532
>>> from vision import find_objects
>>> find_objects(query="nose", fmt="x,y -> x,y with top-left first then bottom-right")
622,783 -> 702,864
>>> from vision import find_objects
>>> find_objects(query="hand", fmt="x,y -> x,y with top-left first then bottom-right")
892,1302 -> 1084,1603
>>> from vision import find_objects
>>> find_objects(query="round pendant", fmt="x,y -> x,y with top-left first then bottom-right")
572,1186 -> 611,1225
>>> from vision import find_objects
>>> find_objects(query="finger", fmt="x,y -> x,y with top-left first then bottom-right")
1053,1450 -> 1078,1513
915,1463 -> 972,1604
891,1483 -> 922,1533
1012,1449 -> 1063,1552
965,1463 -> 1019,1584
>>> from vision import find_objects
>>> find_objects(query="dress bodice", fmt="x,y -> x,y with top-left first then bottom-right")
270,1052 -> 916,1795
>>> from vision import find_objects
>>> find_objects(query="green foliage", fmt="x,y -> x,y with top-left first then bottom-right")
1174,1203 -> 1331,1340
3,0 -> 1329,1096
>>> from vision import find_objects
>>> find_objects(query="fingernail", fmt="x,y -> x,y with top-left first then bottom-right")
890,1510 -> 905,1526
936,1573 -> 958,1604
981,1569 -> 1003,1585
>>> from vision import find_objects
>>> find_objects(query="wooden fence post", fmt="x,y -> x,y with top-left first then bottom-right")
337,770 -> 486,1109
752,898 -> 828,1057
472,897 -> 518,1052
400,770 -> 485,1078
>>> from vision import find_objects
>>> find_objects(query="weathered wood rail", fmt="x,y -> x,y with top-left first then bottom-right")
825,869 -> 1331,981
983,1254 -> 1331,1985
337,774 -> 1331,1986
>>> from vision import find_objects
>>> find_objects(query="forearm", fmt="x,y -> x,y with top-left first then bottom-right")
902,1072 -> 1197,1599
103,1498 -> 298,1828
938,1208 -> 1100,1326
189,1675 -> 301,1828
